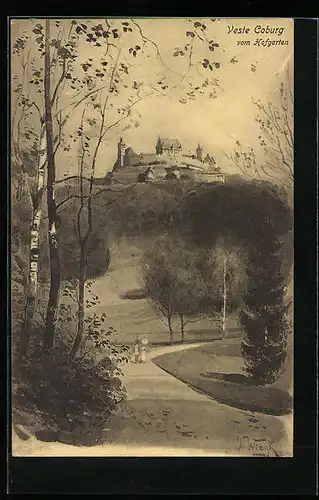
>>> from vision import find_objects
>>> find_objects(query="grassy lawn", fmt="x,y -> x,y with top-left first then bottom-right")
153,339 -> 293,416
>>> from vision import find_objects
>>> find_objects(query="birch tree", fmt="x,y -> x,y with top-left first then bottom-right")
204,241 -> 248,338
19,127 -> 47,355
11,25 -> 47,355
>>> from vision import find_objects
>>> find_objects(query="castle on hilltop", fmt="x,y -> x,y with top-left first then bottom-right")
111,136 -> 224,183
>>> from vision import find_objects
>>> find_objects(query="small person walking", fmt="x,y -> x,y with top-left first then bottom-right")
140,345 -> 146,364
133,338 -> 141,363
140,337 -> 148,363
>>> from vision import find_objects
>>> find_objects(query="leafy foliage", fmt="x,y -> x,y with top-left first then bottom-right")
57,279 -> 130,365
13,337 -> 127,446
143,234 -> 213,341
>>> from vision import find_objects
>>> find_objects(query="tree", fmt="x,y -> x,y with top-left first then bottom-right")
11,26 -> 47,355
65,102 -> 120,360
173,254 -> 207,343
142,234 -> 206,343
240,226 -> 290,385
225,64 -> 293,192
18,129 -> 47,355
203,240 -> 248,338
62,100 -> 140,360
143,240 -> 177,344
42,20 -> 62,352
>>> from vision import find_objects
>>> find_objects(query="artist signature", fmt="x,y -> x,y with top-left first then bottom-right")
236,435 -> 282,457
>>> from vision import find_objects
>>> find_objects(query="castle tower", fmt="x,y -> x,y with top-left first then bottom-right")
196,143 -> 203,162
117,137 -> 126,168
156,136 -> 163,155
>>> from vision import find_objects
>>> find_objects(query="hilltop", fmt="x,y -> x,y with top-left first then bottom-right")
109,136 -> 226,185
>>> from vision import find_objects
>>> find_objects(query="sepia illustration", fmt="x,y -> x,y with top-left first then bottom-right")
11,17 -> 293,457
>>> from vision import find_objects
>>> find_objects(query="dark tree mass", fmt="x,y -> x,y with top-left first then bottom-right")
170,180 -> 292,384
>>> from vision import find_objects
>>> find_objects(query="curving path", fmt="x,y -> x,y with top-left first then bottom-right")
120,342 -> 214,402
12,342 -> 292,457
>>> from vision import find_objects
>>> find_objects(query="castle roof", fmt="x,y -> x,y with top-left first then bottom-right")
159,138 -> 182,150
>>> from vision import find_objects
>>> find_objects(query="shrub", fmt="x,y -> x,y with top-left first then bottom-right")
12,332 -> 128,446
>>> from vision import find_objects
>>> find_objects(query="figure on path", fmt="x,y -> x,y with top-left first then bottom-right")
133,338 -> 141,363
140,345 -> 146,363
140,337 -> 148,363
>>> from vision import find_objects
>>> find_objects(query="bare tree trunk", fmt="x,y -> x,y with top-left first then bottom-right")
180,313 -> 185,343
222,254 -> 227,339
18,126 -> 46,356
69,247 -> 85,360
167,315 -> 174,345
43,19 -> 61,353
69,107 -> 90,361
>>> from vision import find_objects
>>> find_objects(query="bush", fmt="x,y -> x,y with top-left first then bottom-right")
13,336 -> 127,446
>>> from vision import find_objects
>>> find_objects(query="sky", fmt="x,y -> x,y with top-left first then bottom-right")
11,17 -> 293,179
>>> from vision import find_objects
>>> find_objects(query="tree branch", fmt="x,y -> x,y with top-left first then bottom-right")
55,175 -> 90,185
130,19 -> 183,78
100,93 -> 152,141
51,58 -> 67,106
52,84 -> 110,128
76,105 -> 88,244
